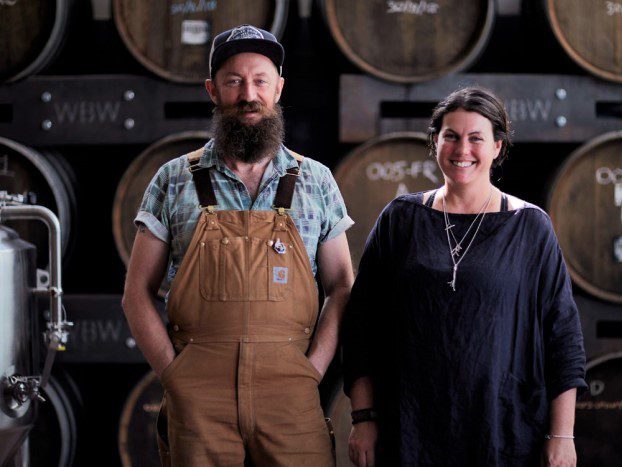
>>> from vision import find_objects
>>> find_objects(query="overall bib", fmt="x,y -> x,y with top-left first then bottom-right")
156,150 -> 334,466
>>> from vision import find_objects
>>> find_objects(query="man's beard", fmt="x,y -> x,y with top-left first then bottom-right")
211,101 -> 284,164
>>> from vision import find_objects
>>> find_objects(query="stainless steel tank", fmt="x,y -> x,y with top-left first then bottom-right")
0,192 -> 70,466
0,225 -> 37,464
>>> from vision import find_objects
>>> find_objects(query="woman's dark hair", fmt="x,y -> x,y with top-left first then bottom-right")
427,87 -> 512,168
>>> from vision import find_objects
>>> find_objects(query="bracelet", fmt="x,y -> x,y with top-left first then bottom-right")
351,408 -> 378,425
544,434 -> 575,440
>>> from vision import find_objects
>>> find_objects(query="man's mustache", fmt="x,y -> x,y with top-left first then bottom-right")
217,101 -> 263,114
219,101 -> 275,117
237,101 -> 263,113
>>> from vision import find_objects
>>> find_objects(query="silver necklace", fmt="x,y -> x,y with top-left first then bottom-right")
442,187 -> 493,291
446,192 -> 490,258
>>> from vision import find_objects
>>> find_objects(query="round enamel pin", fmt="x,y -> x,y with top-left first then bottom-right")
273,238 -> 287,254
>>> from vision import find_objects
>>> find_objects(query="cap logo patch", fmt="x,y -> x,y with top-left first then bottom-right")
227,25 -> 263,41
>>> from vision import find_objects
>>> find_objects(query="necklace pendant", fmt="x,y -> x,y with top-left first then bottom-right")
451,245 -> 462,257
441,187 -> 493,295
448,264 -> 458,291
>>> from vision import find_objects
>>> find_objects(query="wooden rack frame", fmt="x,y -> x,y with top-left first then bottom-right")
340,73 -> 622,143
0,75 -> 212,146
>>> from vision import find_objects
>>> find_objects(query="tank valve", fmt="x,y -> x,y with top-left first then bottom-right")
45,319 -> 73,351
3,375 -> 45,407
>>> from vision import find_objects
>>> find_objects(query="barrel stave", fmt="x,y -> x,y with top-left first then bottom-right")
549,132 -> 622,303
575,353 -> 622,465
335,132 -> 441,270
547,0 -> 622,82
324,0 -> 493,82
114,0 -> 281,83
0,139 -> 75,269
0,1 -> 55,80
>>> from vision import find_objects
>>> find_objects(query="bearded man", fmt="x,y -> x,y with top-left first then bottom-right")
122,25 -> 354,467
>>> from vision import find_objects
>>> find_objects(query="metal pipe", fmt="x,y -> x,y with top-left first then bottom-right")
0,205 -> 63,343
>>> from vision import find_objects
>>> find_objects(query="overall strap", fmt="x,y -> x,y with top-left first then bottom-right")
188,150 -> 218,213
274,151 -> 303,213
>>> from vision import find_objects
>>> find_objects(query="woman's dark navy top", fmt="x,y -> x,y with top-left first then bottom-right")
342,192 -> 587,466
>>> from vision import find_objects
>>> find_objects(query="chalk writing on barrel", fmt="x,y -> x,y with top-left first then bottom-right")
366,160 -> 438,183
596,167 -> 622,185
386,0 -> 439,15
606,1 -> 622,16
170,0 -> 217,16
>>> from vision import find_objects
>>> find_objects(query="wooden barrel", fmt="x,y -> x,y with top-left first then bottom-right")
546,0 -> 622,83
575,352 -> 622,465
118,371 -> 162,467
0,137 -> 77,269
28,372 -> 81,467
113,132 -> 210,295
321,0 -> 494,83
334,132 -> 442,271
113,0 -> 289,83
0,0 -> 71,82
548,132 -> 622,304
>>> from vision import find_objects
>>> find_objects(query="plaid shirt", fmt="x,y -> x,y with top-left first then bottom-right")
135,140 -> 354,282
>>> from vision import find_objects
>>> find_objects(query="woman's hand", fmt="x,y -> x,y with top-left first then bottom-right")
541,438 -> 577,467
348,421 -> 378,467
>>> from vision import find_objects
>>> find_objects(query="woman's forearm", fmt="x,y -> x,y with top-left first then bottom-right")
549,388 -> 577,435
350,376 -> 375,410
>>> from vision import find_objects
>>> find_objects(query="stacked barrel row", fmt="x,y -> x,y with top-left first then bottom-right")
3,1 -> 622,84
1,1 -> 621,466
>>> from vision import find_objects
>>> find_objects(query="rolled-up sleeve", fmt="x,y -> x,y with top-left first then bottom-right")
134,164 -> 171,244
318,168 -> 354,244
540,220 -> 588,400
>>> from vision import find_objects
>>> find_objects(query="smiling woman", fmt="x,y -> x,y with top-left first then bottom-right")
342,87 -> 587,466
432,109 -> 502,188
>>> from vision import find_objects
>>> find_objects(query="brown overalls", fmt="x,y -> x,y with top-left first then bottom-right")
156,150 -> 334,466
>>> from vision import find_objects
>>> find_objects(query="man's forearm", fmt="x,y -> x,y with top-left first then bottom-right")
307,285 -> 351,376
122,290 -> 174,378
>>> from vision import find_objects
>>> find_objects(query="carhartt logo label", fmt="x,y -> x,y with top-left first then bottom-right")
227,25 -> 263,41
273,267 -> 288,284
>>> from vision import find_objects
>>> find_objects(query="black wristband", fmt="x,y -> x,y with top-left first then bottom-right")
351,408 -> 378,425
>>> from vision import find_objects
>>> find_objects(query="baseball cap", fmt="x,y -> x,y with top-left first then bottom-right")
209,24 -> 285,80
